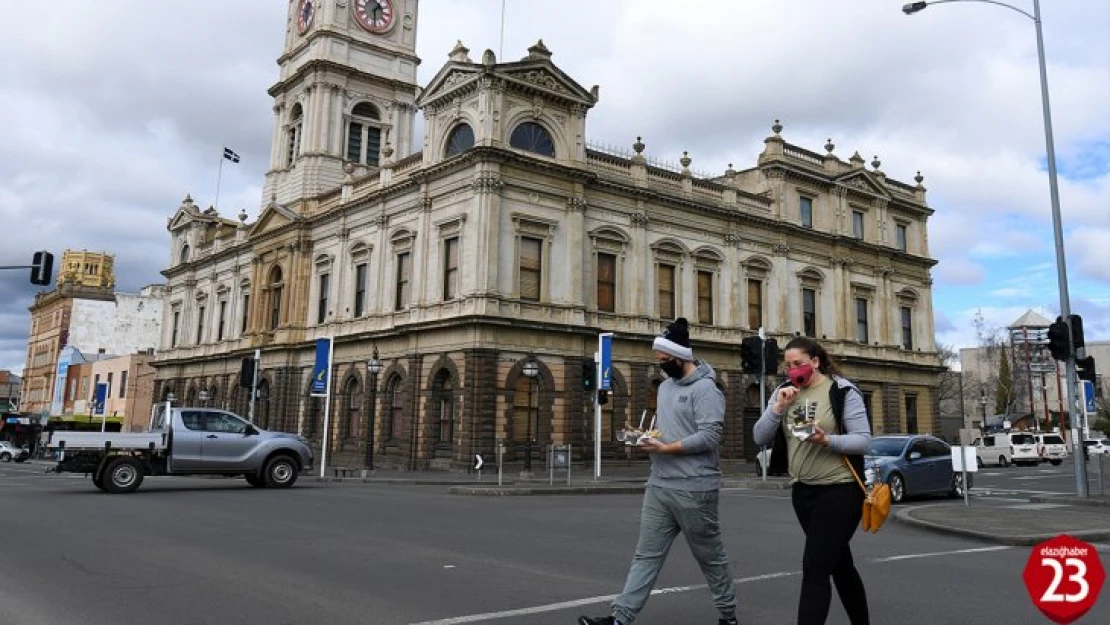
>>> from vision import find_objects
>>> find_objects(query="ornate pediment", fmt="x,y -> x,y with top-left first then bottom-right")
247,202 -> 302,238
835,172 -> 890,198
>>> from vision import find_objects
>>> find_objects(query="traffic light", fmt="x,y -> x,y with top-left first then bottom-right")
763,338 -> 780,375
30,250 -> 53,286
1047,317 -> 1071,362
741,336 -> 762,374
597,390 -> 609,405
1077,356 -> 1097,384
239,358 -> 256,388
582,361 -> 596,391
1069,314 -> 1085,351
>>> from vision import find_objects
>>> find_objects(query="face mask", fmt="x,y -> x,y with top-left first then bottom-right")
787,363 -> 815,388
660,359 -> 685,379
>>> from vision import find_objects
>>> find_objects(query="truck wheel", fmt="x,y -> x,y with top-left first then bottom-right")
245,474 -> 267,488
104,457 -> 145,494
264,455 -> 298,489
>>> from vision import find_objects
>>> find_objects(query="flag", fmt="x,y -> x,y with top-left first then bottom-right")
223,147 -> 240,163
310,338 -> 332,396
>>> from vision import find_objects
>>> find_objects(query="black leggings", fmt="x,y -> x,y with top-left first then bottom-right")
791,481 -> 870,625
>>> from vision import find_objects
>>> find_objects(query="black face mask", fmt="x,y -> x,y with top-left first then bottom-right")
660,359 -> 685,379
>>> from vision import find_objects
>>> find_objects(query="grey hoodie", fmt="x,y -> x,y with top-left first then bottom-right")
648,361 -> 725,491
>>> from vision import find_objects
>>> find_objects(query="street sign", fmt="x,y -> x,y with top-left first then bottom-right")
1023,534 -> 1105,624
474,454 -> 484,471
598,333 -> 613,391
1083,380 -> 1096,414
950,446 -> 977,472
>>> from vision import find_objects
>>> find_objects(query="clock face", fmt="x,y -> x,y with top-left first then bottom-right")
352,0 -> 395,33
297,0 -> 314,35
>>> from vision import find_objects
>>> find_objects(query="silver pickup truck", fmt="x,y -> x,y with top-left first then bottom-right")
45,404 -> 314,493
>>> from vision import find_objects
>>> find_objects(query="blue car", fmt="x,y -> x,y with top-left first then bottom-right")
866,435 -> 971,503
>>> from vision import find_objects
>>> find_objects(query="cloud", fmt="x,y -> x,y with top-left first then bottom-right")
1,0 -> 1108,372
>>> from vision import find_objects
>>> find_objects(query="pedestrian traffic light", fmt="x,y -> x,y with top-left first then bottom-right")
1077,356 -> 1097,384
1047,317 -> 1071,362
597,390 -> 609,405
30,250 -> 53,286
741,336 -> 762,374
763,338 -> 780,375
582,361 -> 596,391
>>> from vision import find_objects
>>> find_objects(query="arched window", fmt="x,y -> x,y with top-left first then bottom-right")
267,266 -> 283,331
347,102 -> 382,167
179,244 -> 190,264
432,370 -> 454,445
287,103 -> 303,166
512,377 -> 537,444
444,124 -> 475,157
343,377 -> 362,441
509,122 -> 555,157
386,375 -> 403,441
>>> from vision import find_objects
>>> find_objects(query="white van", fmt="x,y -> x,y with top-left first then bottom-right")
972,432 -> 1039,467
1034,433 -> 1068,465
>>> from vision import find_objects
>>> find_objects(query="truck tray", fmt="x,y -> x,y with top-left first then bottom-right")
46,431 -> 167,451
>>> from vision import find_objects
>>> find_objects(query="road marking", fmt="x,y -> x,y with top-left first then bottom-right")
869,546 -> 1012,563
410,545 -> 1019,624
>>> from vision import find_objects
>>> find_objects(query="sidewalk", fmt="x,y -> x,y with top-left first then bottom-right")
893,491 -> 1110,546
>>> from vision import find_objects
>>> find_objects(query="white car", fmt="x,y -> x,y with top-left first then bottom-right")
1083,439 -> 1110,457
0,440 -> 29,462
1034,433 -> 1068,465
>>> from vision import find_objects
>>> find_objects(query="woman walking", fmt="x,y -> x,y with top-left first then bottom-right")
752,337 -> 871,624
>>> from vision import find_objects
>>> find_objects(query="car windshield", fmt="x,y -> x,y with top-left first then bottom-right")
867,438 -> 907,457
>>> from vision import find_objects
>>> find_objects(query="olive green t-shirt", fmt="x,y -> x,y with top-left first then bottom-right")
782,376 -> 854,485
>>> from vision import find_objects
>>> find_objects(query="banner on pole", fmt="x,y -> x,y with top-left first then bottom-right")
92,382 -> 109,415
599,333 -> 613,391
310,338 -> 332,396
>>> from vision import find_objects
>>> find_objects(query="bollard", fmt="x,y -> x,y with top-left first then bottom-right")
549,445 -> 554,486
497,441 -> 504,487
567,444 -> 573,486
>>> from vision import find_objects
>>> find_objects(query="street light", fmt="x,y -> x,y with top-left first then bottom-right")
365,347 -> 382,470
902,0 -> 1087,497
522,355 -> 539,475
980,391 -> 989,433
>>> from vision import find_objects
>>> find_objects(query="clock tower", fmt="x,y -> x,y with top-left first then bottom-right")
263,0 -> 421,208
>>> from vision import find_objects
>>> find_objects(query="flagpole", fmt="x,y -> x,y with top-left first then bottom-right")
215,152 -> 225,211
499,0 -> 506,59
319,337 -> 334,478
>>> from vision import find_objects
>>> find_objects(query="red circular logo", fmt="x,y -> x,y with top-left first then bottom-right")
1022,535 -> 1105,623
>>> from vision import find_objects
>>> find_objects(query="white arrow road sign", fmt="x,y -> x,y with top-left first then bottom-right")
475,454 -> 484,470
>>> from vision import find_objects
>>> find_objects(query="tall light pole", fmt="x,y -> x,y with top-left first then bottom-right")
980,391 -> 989,434
522,355 -> 539,475
902,0 -> 1088,496
365,347 -> 382,471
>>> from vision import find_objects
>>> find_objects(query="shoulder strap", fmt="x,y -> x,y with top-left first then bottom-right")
842,456 -> 867,494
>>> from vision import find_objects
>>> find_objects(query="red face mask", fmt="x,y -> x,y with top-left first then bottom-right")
787,363 -> 815,388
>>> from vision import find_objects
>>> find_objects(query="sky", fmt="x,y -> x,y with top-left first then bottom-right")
1,0 -> 1107,374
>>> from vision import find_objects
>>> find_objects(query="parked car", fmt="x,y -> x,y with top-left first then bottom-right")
1034,433 -> 1068,465
866,435 -> 971,503
1083,439 -> 1110,457
971,431 -> 1039,467
0,440 -> 30,463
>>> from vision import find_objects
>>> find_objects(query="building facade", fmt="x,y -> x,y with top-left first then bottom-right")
153,0 -> 943,471
21,249 -> 164,416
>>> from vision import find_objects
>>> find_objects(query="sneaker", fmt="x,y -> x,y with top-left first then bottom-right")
577,617 -> 616,625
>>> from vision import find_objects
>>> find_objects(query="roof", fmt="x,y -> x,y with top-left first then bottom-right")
1010,309 -> 1052,329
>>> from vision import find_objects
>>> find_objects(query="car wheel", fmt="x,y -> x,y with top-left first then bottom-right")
949,472 -> 968,498
998,456 -> 1009,468
245,473 -> 267,488
263,455 -> 299,489
103,457 -> 145,494
1050,460 -> 1062,466
976,456 -> 984,468
889,473 -> 906,504
0,452 -> 11,462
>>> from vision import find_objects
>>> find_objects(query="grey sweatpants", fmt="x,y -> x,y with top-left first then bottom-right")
612,485 -> 738,623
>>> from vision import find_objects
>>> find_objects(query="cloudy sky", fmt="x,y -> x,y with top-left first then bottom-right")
2,0 -> 1107,374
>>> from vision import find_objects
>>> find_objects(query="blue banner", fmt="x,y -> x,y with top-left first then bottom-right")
1083,380 -> 1096,414
311,338 -> 332,396
599,333 -> 613,391
92,382 -> 108,415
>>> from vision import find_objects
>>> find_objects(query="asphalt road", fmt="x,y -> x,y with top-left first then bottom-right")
2,462 -> 1108,625
972,456 -> 1110,497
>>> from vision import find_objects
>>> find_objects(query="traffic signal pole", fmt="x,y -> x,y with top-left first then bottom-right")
759,327 -> 767,481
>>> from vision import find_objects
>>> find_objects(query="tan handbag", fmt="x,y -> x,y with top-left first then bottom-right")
844,456 -> 891,534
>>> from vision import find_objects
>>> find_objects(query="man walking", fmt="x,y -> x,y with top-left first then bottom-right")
579,318 -> 739,625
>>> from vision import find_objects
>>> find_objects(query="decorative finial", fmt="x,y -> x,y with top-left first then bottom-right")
725,163 -> 736,177
632,136 -> 645,154
527,39 -> 553,60
183,193 -> 193,204
382,142 -> 394,159
481,49 -> 496,66
914,171 -> 924,185
238,209 -> 248,223
449,40 -> 471,62
680,150 -> 692,168
825,138 -> 835,153
771,119 -> 783,135
871,155 -> 881,170
343,161 -> 355,175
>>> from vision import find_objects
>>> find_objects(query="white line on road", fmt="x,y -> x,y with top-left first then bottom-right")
869,546 -> 1012,563
409,545 -> 1017,624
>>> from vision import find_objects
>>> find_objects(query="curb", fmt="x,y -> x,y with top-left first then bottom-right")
892,505 -> 1110,546
449,484 -> 646,496
1028,495 -> 1110,508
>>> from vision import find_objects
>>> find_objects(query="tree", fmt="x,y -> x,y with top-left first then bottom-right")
996,345 -> 1013,415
